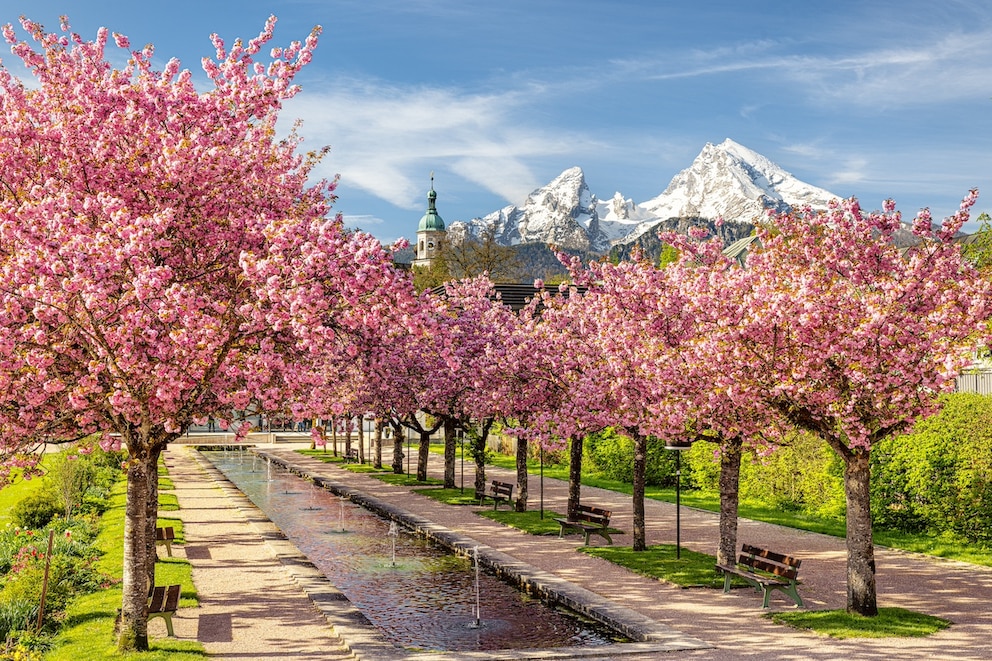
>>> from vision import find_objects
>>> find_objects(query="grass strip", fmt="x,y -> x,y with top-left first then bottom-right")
47,474 -> 203,659
413,487 -> 481,506
580,544 -> 748,589
478,509 -> 565,536
767,607 -> 951,638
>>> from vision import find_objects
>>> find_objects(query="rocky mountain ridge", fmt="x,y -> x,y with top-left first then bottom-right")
448,138 -> 841,253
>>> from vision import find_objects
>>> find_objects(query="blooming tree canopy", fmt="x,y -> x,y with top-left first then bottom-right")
0,16 -> 402,649
732,193 -> 990,615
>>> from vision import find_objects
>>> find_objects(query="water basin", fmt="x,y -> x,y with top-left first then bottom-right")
202,449 -> 618,653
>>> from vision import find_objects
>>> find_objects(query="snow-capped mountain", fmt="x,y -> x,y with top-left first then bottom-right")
448,139 -> 840,252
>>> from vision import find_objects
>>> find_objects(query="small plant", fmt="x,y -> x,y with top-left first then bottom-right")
10,493 -> 60,531
0,599 -> 37,644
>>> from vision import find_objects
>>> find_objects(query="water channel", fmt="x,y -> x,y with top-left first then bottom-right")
202,449 -> 618,653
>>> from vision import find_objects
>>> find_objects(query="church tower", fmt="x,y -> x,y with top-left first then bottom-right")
413,173 -> 446,268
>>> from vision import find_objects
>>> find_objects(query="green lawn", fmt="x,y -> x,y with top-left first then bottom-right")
46,465 -> 202,659
454,445 -> 992,567
768,607 -> 951,638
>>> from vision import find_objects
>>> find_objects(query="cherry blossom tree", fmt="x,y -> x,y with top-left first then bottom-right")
660,233 -> 787,567
561,253 -> 696,550
0,17 -> 403,650
508,276 -> 615,518
733,194 -> 990,615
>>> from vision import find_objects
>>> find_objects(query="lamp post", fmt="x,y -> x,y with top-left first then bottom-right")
664,439 -> 692,559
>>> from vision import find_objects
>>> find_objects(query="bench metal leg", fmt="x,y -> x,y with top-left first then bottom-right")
583,529 -> 613,545
772,583 -> 804,608
149,611 -> 175,637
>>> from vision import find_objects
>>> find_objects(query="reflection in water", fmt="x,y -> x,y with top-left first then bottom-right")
203,450 -> 616,652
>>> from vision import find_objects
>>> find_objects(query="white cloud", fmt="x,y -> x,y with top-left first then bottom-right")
283,79 -> 579,210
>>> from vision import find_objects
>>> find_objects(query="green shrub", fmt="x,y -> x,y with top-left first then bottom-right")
584,429 -> 680,487
725,431 -> 843,519
1,551 -> 106,632
872,393 -> 992,542
10,493 -> 60,531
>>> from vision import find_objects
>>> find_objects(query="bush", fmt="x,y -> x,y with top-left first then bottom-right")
10,493 -> 59,531
584,429 -> 680,487
738,432 -> 845,520
872,393 -> 992,542
1,550 -> 106,632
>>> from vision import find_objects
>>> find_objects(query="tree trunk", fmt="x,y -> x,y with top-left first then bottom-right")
332,417 -> 338,457
374,419 -> 384,469
357,418 -> 365,463
144,446 -> 163,592
391,420 -> 404,474
717,435 -> 743,568
344,417 -> 353,457
844,448 -> 878,616
118,450 -> 152,651
632,432 -> 647,551
471,420 -> 493,496
416,429 -> 431,482
515,435 -> 528,512
567,434 -> 583,519
443,417 -> 456,489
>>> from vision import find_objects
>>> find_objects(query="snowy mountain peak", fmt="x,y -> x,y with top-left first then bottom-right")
640,139 -> 838,229
447,140 -> 841,253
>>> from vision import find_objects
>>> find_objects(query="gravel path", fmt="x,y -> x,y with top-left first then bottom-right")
159,441 -> 992,660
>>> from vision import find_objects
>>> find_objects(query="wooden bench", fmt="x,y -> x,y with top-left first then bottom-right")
344,448 -> 360,463
554,504 -> 614,545
476,480 -> 514,510
148,584 -> 181,636
716,543 -> 804,608
155,526 -> 175,557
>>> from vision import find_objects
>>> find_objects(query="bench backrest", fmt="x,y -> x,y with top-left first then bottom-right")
739,543 -> 800,580
156,526 -> 175,541
149,584 -> 181,613
574,504 -> 611,526
490,481 -> 514,498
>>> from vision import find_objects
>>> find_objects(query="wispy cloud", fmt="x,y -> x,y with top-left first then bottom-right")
284,79 -> 581,210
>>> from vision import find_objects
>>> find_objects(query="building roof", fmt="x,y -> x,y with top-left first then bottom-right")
432,282 -> 587,312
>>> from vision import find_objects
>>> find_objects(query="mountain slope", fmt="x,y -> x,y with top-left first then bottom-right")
448,139 -> 841,253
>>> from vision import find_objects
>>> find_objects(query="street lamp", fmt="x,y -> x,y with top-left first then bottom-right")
664,439 -> 692,559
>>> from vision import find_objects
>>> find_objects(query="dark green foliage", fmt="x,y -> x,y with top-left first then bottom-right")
511,243 -> 601,282
584,429 -> 679,487
11,491 -> 61,530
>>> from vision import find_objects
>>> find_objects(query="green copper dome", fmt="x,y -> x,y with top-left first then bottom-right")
418,182 -> 445,232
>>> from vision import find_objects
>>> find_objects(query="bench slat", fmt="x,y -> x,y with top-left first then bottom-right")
742,543 -> 801,569
716,544 -> 804,608
738,554 -> 799,580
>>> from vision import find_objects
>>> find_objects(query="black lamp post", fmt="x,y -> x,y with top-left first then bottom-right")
664,439 -> 692,559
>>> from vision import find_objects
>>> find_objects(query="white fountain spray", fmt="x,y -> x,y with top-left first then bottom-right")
470,546 -> 481,629
388,521 -> 398,567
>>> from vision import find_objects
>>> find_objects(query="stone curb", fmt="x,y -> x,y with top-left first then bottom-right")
257,449 -> 711,658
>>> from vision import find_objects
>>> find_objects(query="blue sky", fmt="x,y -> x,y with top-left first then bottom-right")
3,0 -> 991,242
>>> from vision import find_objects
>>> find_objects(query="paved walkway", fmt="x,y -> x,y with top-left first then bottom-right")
158,441 -> 992,660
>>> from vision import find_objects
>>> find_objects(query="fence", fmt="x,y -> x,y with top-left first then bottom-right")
955,372 -> 992,395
